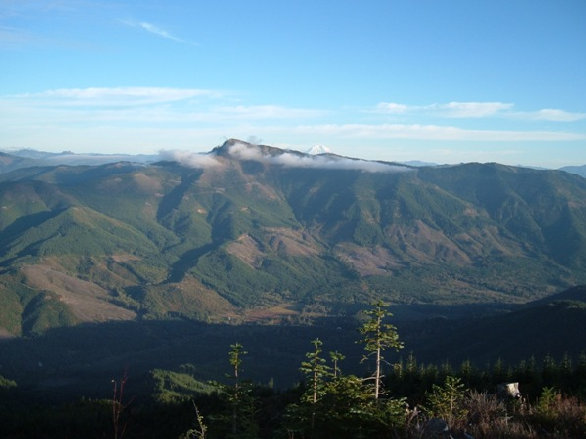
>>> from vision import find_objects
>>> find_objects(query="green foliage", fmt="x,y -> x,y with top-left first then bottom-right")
286,324 -> 410,437
0,374 -> 17,389
299,338 -> 332,405
425,376 -> 469,427
21,291 -> 78,335
2,150 -> 586,337
212,343 -> 259,439
358,300 -> 404,399
536,386 -> 559,418
329,350 -> 345,378
151,368 -> 216,403
228,343 -> 246,381
0,287 -> 25,335
359,301 -> 404,355
0,274 -> 81,336
136,281 -> 224,321
1,207 -> 159,261
194,251 -> 278,306
180,402 -> 208,439
5,314 -> 586,438
531,386 -> 586,437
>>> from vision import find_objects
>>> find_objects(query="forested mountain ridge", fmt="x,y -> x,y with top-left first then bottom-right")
1,139 -> 586,336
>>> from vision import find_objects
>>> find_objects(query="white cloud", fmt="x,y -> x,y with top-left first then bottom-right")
9,87 -> 222,107
527,109 -> 586,122
159,150 -> 223,168
0,89 -> 324,129
296,123 -> 585,142
226,141 -> 409,173
376,101 -> 513,118
374,101 -> 586,122
375,102 -> 408,114
214,105 -> 326,120
439,101 -> 514,118
149,141 -> 410,173
121,19 -> 196,45
2,88 -> 584,165
138,22 -> 182,42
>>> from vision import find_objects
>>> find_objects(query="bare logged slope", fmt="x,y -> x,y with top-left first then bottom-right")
21,264 -> 136,322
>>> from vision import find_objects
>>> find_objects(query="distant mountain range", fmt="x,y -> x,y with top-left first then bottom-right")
560,164 -> 586,178
2,146 -> 585,175
1,139 -> 586,337
0,149 -> 157,173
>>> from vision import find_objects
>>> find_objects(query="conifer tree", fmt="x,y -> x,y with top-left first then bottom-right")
358,300 -> 404,400
426,376 -> 468,428
218,342 -> 258,439
298,338 -> 332,434
300,338 -> 332,404
229,343 -> 246,436
229,343 -> 245,388
329,350 -> 345,379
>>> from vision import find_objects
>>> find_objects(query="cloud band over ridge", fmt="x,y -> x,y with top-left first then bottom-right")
160,141 -> 411,174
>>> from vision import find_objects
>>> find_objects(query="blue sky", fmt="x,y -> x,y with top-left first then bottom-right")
1,0 -> 585,167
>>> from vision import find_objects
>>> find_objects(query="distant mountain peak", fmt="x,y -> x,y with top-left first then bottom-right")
214,138 -> 296,158
206,138 -> 411,174
306,144 -> 332,155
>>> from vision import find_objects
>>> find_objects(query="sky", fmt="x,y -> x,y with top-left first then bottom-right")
1,0 -> 585,168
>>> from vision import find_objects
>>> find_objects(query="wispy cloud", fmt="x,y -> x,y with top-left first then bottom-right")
1,88 -> 584,165
214,105 -> 326,120
121,19 -> 197,46
9,86 -> 222,107
437,102 -> 514,118
375,101 -> 586,122
375,101 -> 513,118
0,25 -> 35,48
376,102 -> 408,114
524,109 -> 586,122
0,88 -> 325,126
296,123 -> 585,142
0,1 -> 117,48
0,87 -> 328,143
136,22 -> 183,43
159,150 -> 224,168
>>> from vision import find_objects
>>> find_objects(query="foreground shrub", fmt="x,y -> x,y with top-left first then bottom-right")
530,388 -> 586,438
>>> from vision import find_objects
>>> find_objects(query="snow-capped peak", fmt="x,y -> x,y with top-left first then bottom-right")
306,144 -> 332,155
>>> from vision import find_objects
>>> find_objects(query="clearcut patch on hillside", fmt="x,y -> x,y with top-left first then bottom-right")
21,264 -> 136,322
0,327 -> 16,339
264,227 -> 320,256
226,234 -> 264,267
227,228 -> 320,267
334,243 -> 400,276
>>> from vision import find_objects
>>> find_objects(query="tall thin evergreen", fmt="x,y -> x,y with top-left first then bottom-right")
300,338 -> 332,404
228,343 -> 246,436
358,300 -> 404,400
223,342 -> 257,439
329,350 -> 345,379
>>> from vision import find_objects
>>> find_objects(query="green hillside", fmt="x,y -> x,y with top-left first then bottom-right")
1,139 -> 586,335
